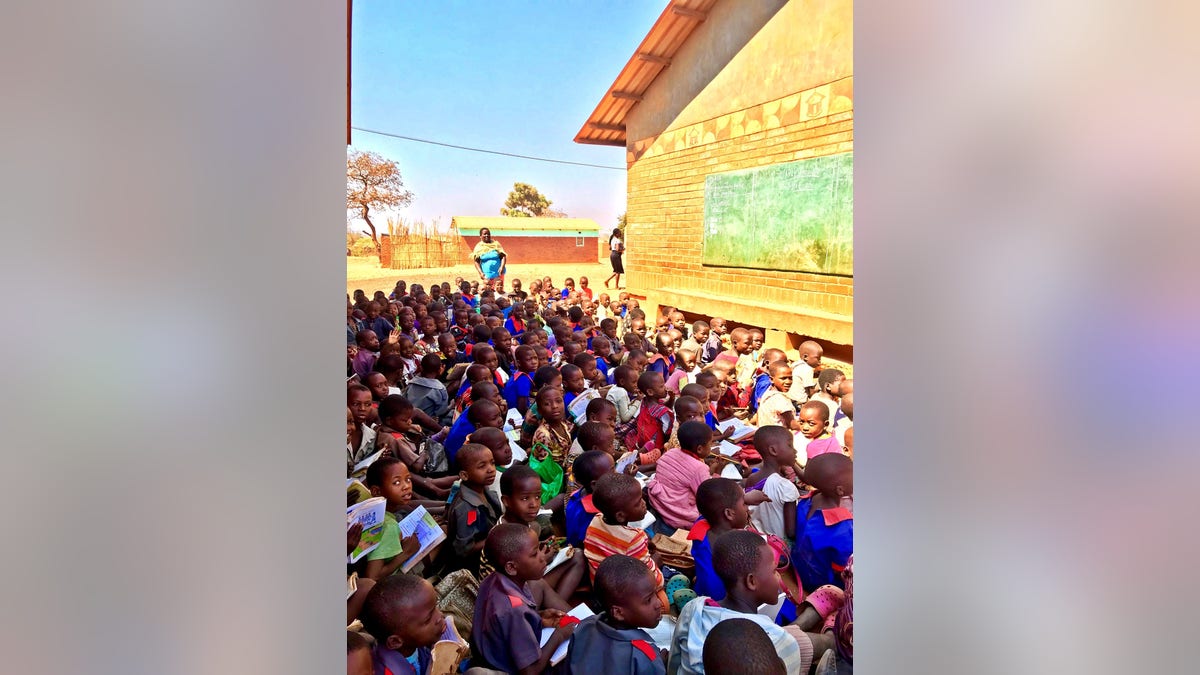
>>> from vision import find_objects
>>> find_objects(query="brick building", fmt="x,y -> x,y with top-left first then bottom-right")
575,0 -> 853,359
454,217 -> 601,265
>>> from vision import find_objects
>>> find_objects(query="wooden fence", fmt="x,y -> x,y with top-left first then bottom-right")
378,220 -> 470,270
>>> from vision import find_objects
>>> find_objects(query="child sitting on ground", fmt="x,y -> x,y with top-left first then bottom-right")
406,353 -> 451,426
471,523 -> 578,674
607,364 -> 641,439
646,420 -> 713,533
744,425 -> 801,543
362,457 -> 421,581
560,363 -> 588,412
470,426 -> 514,505
480,464 -> 586,602
530,385 -> 574,470
359,574 -> 460,675
564,420 -> 617,494
452,363 -> 492,415
625,371 -> 674,463
797,400 -> 841,461
443,387 -> 503,466
688,477 -> 752,601
564,450 -> 613,549
567,554 -> 669,675
793,453 -> 853,593
444,443 -> 502,576
375,395 -> 456,501
504,344 -> 539,416
584,473 -> 670,614
646,333 -> 675,379
701,618 -> 787,675
669,529 -> 830,675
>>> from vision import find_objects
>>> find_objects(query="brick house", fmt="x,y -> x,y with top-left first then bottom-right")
454,217 -> 601,265
574,0 -> 853,358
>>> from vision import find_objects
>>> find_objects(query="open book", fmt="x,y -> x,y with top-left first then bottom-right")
349,448 -> 385,482
540,603 -> 595,665
428,615 -> 470,675
615,450 -> 638,474
567,388 -> 601,423
716,417 -> 757,442
397,505 -> 446,573
347,497 -> 387,563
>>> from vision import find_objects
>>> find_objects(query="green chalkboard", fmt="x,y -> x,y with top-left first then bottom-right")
701,152 -> 853,276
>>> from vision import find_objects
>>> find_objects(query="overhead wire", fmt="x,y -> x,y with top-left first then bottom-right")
350,126 -> 625,171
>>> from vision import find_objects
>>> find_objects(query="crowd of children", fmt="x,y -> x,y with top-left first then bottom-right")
346,276 -> 855,674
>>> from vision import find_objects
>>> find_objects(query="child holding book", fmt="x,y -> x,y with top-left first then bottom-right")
646,420 -> 714,532
744,425 -> 801,542
362,457 -> 421,581
444,443 -> 501,575
567,555 -> 668,675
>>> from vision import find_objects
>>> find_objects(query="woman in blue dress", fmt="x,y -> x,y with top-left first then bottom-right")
470,227 -> 507,292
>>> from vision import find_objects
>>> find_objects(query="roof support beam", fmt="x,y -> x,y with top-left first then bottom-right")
589,123 -> 626,132
671,6 -> 708,20
636,53 -> 672,66
611,91 -> 643,102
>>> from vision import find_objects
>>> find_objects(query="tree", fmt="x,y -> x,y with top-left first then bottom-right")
615,211 -> 627,233
501,182 -> 552,217
347,149 -> 414,251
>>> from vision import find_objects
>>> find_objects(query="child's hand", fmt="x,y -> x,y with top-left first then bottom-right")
744,489 -> 772,506
347,345 -> 358,359
400,534 -> 421,559
346,522 -> 364,555
623,461 -> 638,476
388,328 -> 402,345
538,608 -> 566,628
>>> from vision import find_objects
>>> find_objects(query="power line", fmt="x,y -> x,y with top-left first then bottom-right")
351,126 -> 625,171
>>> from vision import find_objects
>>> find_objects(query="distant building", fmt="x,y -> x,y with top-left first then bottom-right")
454,217 -> 601,265
574,0 -> 853,356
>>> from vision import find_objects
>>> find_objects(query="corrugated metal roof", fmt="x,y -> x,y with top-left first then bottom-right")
452,216 -> 600,233
573,0 -> 718,147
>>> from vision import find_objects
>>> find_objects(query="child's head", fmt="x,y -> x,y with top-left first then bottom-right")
594,554 -> 663,629
572,352 -> 599,381
535,385 -> 565,423
355,329 -> 381,352
560,363 -> 586,394
680,382 -> 709,406
360,574 -> 445,655
613,364 -> 637,392
364,371 -> 390,401
673,395 -> 705,425
366,301 -> 381,319
514,344 -> 538,374
347,383 -> 373,425
677,420 -> 714,458
600,318 -> 618,338
636,370 -> 667,401
798,340 -> 823,367
533,365 -> 562,391
761,348 -> 786,367
654,332 -> 675,357
585,397 -> 617,428
805,452 -> 853,498
691,320 -> 710,342
466,397 -> 504,429
592,334 -> 612,360
695,370 -> 724,404
712,529 -> 780,604
668,310 -> 687,332
629,317 -> 647,337
577,420 -> 616,457
817,368 -> 846,398
592,473 -> 646,525
767,361 -> 793,394
437,333 -> 458,358
486,522 -> 545,582
499,464 -> 543,523
472,344 -> 498,372
347,630 -> 372,675
728,327 -> 752,355
676,346 -> 697,371
710,317 -> 727,335
469,426 -> 512,467
562,340 -> 584,363
456,443 -> 497,490
573,449 -> 615,494
419,352 -> 444,378
840,391 -> 853,422
567,305 -> 584,324
378,394 -> 414,431
797,401 -> 830,440
702,618 -> 786,675
396,335 -> 415,359
843,425 -> 854,457
753,424 -> 798,467
626,349 -> 648,373
696,477 -> 750,529
749,329 -> 764,351
491,327 -> 513,353
366,457 -> 413,510
419,315 -> 436,338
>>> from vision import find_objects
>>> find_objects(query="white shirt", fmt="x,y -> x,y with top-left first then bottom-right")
750,472 -> 800,540
787,361 -> 815,403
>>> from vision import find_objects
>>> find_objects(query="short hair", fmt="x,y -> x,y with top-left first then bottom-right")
817,368 -> 845,390
677,420 -> 712,452
533,365 -> 561,389
484,522 -> 535,568
712,529 -> 769,589
702,619 -> 786,675
360,574 -> 430,642
576,421 -> 612,452
804,452 -> 853,494
456,442 -> 490,472
466,363 -> 491,382
799,400 -> 830,422
626,349 -> 647,363
420,352 -> 443,374
490,326 -> 510,341
636,370 -> 662,394
729,327 -> 750,342
680,383 -> 709,402
364,456 -> 402,488
573,450 -> 613,491
674,394 -> 703,416
560,363 -> 581,380
571,352 -> 597,368
375,353 -> 405,377
347,629 -> 371,653
377,394 -> 413,421
568,306 -> 584,323
471,325 -> 493,343
692,320 -> 709,332
694,371 -> 717,386
594,554 -> 655,613
469,425 -> 507,449
591,473 -> 642,520
600,318 -> 617,331
347,383 -> 371,399
520,332 -> 541,345
613,365 -> 636,384
696,478 -> 745,524
586,397 -> 616,418
752,425 -> 794,453
466,399 -> 499,425
514,344 -> 536,362
470,382 -> 498,401
499,463 -> 540,496
471,344 -> 495,363
628,308 -> 646,321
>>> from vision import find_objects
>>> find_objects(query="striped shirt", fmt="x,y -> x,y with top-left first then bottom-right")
583,517 -> 668,613
667,598 -> 813,675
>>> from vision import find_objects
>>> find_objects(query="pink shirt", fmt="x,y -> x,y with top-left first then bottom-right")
646,449 -> 710,530
806,434 -> 842,459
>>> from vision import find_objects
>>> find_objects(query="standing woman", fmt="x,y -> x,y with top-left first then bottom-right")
604,228 -> 625,289
471,227 -> 508,292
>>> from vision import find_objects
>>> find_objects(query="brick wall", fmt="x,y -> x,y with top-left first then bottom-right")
462,235 -> 598,265
624,78 -> 854,351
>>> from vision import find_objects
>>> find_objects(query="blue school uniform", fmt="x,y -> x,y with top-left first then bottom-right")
503,315 -> 525,337
792,493 -> 854,592
471,573 -> 544,673
504,370 -> 534,409
443,410 -> 477,467
594,357 -> 609,380
565,490 -> 599,549
686,519 -> 724,601
751,372 -> 773,412
567,614 -> 666,675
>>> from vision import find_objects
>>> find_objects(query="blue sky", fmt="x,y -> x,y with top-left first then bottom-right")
350,1 -> 664,235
